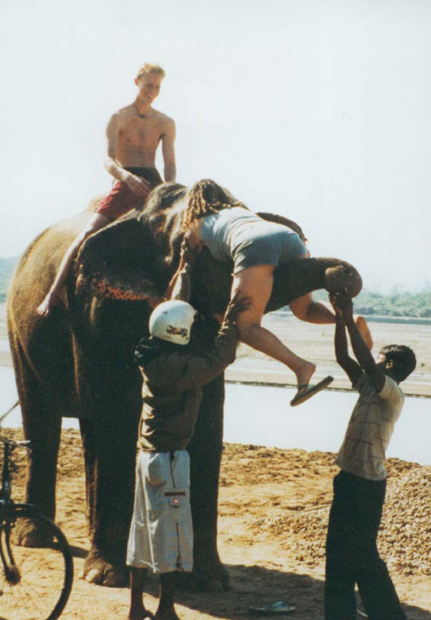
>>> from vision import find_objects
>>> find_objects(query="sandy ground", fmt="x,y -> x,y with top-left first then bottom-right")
2,429 -> 430,620
1,304 -> 431,618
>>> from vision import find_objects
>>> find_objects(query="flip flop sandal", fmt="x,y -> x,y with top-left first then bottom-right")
290,375 -> 334,407
249,601 -> 297,615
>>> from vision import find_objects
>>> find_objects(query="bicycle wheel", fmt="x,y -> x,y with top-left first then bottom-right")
0,506 -> 73,620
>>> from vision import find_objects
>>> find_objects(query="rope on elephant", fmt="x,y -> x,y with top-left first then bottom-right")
0,400 -> 19,425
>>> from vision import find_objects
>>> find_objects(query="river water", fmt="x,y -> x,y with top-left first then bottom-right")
1,367 -> 429,465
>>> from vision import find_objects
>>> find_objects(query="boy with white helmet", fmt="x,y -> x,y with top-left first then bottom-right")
127,293 -> 249,620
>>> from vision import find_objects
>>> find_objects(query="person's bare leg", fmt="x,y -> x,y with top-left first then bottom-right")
289,293 -> 336,324
129,567 -> 152,620
232,265 -> 316,388
289,293 -> 373,349
155,572 -> 179,620
37,213 -> 111,317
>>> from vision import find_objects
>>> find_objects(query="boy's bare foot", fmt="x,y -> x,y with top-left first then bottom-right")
355,315 -> 373,350
37,292 -> 60,317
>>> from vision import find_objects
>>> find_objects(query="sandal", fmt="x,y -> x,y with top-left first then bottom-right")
290,376 -> 334,407
249,601 -> 296,615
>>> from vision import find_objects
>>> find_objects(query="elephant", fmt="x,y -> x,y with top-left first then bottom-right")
7,181 -> 362,589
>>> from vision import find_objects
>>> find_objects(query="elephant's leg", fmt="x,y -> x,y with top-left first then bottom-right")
79,418 -> 97,538
80,401 -> 140,587
186,373 -> 229,591
10,341 -> 62,545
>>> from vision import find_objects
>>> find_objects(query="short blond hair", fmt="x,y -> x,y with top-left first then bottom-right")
136,63 -> 165,80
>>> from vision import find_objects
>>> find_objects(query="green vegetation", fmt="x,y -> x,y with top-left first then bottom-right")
0,256 -> 430,317
313,287 -> 431,319
354,289 -> 431,318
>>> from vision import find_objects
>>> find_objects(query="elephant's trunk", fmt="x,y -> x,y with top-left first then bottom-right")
266,256 -> 362,313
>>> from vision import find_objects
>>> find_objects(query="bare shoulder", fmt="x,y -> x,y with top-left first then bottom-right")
107,105 -> 134,129
151,108 -> 176,132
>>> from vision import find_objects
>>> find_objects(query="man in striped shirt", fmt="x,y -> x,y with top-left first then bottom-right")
325,292 -> 416,620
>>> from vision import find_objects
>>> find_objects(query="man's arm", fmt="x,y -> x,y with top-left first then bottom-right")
330,294 -> 362,385
336,293 -> 385,392
161,118 -> 176,182
104,114 -> 151,197
155,295 -> 250,391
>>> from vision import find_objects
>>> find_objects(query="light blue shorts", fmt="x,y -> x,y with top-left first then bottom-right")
232,221 -> 307,274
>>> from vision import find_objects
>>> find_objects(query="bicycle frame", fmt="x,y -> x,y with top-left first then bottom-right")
0,433 -> 74,620
1,437 -> 26,582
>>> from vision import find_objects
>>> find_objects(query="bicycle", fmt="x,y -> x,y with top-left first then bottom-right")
0,431 -> 74,620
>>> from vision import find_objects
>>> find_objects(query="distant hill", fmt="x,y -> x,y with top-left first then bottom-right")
0,257 -> 19,301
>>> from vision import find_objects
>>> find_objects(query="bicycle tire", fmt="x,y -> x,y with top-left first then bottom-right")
0,505 -> 73,620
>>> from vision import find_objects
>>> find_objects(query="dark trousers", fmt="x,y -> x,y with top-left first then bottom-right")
324,471 -> 406,620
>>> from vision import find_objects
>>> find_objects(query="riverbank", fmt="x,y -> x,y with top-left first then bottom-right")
2,303 -> 430,396
228,312 -> 431,397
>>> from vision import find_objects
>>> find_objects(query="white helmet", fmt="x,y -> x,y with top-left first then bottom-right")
149,300 -> 198,345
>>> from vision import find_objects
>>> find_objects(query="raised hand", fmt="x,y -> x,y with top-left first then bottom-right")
124,173 -> 151,197
330,292 -> 354,322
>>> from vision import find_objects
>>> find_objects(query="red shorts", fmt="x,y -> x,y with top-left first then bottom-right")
96,167 -> 163,220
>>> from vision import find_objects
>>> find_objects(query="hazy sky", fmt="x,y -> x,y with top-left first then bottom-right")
1,0 -> 430,291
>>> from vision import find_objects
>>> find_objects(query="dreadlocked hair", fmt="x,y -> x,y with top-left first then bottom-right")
182,179 -> 248,231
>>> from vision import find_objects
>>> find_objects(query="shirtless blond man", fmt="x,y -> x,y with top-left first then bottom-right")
38,63 -> 176,316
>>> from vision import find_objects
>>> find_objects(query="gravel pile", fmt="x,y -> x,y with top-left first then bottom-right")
253,466 -> 431,575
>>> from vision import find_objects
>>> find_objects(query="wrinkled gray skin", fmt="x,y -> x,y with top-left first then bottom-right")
7,183 -> 362,590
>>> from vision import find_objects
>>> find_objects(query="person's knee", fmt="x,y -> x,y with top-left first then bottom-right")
289,301 -> 311,321
237,320 -> 261,344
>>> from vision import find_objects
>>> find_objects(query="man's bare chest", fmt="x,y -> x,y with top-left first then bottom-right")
118,117 -> 163,148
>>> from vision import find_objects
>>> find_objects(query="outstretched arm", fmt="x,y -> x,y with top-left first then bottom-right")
154,294 -> 251,391
330,294 -> 362,385
335,293 -> 385,392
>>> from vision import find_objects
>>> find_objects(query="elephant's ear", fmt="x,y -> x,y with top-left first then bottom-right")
257,212 -> 307,244
75,214 -> 170,302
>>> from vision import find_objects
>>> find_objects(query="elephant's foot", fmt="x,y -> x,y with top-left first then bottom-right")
81,546 -> 127,587
178,560 -> 230,592
12,516 -> 54,547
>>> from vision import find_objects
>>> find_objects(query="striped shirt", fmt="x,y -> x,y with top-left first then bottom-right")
335,373 -> 404,481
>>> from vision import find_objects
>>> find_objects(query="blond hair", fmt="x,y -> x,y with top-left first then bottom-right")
136,63 -> 166,80
182,179 -> 247,231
